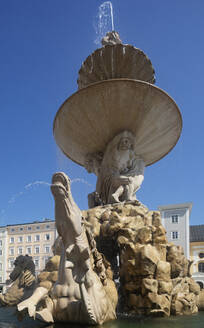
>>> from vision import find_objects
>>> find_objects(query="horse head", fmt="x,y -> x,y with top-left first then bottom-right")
10,255 -> 35,287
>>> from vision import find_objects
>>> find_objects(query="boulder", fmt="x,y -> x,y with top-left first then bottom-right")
137,226 -> 152,244
158,281 -> 173,295
198,289 -> 204,311
140,245 -> 160,276
147,293 -> 171,316
156,261 -> 171,281
142,278 -> 158,295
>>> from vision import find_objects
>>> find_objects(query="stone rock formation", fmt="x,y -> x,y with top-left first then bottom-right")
0,255 -> 36,306
82,201 -> 200,317
198,289 -> 204,311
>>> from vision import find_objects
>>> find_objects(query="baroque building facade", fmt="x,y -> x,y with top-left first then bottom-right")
190,225 -> 204,289
0,227 -> 7,292
158,203 -> 204,289
0,219 -> 56,291
158,202 -> 192,258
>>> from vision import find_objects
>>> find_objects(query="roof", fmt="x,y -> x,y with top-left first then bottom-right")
0,219 -> 54,228
190,225 -> 204,242
158,202 -> 193,213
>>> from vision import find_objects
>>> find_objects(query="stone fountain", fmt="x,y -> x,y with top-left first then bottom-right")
17,32 -> 200,325
54,32 -> 182,208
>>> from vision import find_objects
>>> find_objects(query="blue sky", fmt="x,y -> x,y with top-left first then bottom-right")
0,0 -> 203,226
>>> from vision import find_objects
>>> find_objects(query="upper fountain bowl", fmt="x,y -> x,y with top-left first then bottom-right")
77,43 -> 155,89
53,79 -> 182,167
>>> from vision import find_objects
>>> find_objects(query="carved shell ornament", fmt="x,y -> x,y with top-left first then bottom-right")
77,44 -> 155,89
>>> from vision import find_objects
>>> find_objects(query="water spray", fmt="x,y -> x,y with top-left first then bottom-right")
94,1 -> 115,45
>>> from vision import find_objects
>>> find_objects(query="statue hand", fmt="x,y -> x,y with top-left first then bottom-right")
21,270 -> 35,287
28,304 -> 37,318
18,300 -> 36,318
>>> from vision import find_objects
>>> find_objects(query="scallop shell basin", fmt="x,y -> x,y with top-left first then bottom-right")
53,79 -> 182,167
77,44 -> 155,89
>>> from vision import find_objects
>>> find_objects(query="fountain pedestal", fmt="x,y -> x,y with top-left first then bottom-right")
82,202 -> 200,316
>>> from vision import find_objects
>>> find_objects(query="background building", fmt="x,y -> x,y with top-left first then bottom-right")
158,202 -> 192,258
0,227 -> 7,292
190,225 -> 204,289
158,203 -> 204,289
6,219 -> 56,278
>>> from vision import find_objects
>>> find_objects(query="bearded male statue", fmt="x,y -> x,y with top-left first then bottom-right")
85,131 -> 145,207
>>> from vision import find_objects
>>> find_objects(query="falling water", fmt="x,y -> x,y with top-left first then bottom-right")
94,1 -> 115,45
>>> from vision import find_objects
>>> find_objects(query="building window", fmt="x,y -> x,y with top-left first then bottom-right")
46,225 -> 50,229
26,247 -> 32,255
34,258 -> 39,268
44,256 -> 50,266
0,249 -> 2,256
35,246 -> 40,254
0,263 -> 2,271
0,240 -> 2,246
44,245 -> 50,254
172,215 -> 179,223
171,231 -> 179,240
45,234 -> 50,241
27,235 -> 32,242
199,253 -> 204,259
11,228 -> 15,232
9,247 -> 14,256
18,247 -> 23,255
197,281 -> 204,289
35,235 -> 40,242
10,237 -> 14,243
28,226 -> 32,230
18,236 -> 23,243
20,227 -> 24,231
36,226 -> 40,230
198,262 -> 204,273
8,259 -> 14,269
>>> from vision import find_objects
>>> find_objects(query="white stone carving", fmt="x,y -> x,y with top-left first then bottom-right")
85,131 -> 145,207
18,172 -> 117,325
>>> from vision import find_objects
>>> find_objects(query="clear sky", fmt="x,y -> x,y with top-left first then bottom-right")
0,0 -> 203,226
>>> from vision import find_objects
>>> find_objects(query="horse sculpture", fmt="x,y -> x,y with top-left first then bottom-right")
0,255 -> 36,306
18,172 -> 118,325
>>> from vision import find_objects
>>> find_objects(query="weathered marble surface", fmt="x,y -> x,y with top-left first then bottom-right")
54,79 -> 182,171
77,31 -> 155,89
85,131 -> 145,207
18,239 -> 62,323
0,255 -> 36,307
82,202 -> 200,317
17,177 -> 201,323
101,31 -> 122,46
18,172 -> 118,325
